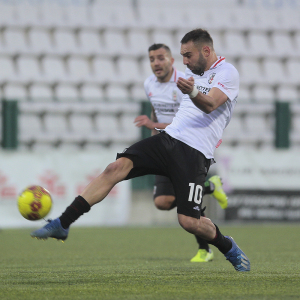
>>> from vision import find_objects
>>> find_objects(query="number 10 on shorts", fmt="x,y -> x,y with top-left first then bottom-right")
188,183 -> 203,204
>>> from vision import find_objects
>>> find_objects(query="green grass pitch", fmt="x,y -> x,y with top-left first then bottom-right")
0,224 -> 300,300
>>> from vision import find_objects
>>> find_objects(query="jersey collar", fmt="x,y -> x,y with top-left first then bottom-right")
209,56 -> 225,70
170,68 -> 177,82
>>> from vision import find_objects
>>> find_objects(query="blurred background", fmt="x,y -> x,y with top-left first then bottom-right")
1,0 -> 300,228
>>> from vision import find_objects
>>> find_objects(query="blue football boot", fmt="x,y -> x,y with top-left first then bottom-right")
224,236 -> 250,272
30,218 -> 69,241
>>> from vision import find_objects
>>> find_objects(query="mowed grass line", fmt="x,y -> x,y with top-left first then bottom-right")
0,225 -> 300,300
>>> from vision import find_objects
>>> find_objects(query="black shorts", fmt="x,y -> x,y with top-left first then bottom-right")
117,131 -> 211,219
153,174 -> 207,217
153,175 -> 175,199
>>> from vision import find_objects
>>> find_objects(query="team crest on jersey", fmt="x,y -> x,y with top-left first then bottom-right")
172,90 -> 177,101
208,73 -> 216,84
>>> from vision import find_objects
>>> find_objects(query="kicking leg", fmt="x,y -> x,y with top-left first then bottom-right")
30,157 -> 134,240
81,157 -> 134,206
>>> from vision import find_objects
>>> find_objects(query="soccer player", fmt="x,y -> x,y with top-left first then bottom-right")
31,28 -> 250,272
134,43 -> 228,262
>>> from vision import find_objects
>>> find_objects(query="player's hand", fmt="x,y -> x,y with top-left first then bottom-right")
177,77 -> 195,94
134,115 -> 155,130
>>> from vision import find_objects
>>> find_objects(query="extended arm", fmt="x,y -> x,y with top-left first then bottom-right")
134,106 -> 170,135
177,77 -> 228,114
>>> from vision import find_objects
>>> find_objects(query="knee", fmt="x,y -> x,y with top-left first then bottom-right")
154,196 -> 175,210
104,160 -> 122,175
103,157 -> 133,180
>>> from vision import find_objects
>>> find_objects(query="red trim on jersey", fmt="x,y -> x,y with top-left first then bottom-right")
211,57 -> 225,69
216,139 -> 222,148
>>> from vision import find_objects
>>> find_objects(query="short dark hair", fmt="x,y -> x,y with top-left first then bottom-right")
148,43 -> 172,55
180,28 -> 214,49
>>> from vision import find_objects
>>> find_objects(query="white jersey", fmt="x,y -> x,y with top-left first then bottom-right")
144,68 -> 185,124
165,57 -> 239,159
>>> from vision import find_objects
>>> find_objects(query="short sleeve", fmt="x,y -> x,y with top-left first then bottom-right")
212,65 -> 239,101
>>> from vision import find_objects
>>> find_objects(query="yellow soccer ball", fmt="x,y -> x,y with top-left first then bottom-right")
18,185 -> 52,221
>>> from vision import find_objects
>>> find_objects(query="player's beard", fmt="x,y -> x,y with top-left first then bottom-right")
191,53 -> 206,76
